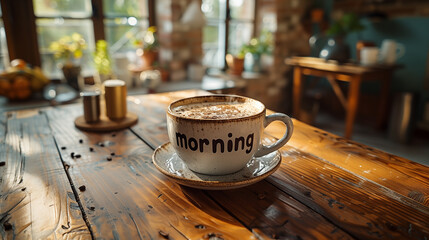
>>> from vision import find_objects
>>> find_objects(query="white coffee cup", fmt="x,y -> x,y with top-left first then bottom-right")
166,95 -> 294,175
360,47 -> 379,65
379,39 -> 405,64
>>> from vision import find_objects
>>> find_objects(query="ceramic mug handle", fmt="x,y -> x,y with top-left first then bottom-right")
396,43 -> 406,59
254,113 -> 294,157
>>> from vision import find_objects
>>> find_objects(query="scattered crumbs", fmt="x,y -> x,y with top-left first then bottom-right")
3,222 -> 12,231
257,193 -> 266,200
98,143 -> 105,147
64,164 -> 70,171
61,225 -> 68,230
79,139 -> 83,144
89,147 -> 94,152
78,185 -> 86,192
195,224 -> 205,229
100,207 -> 104,210
21,187 -> 26,191
157,194 -> 163,198
70,152 -> 75,158
148,205 -> 153,209
107,156 -> 112,161
114,192 -> 118,194
110,152 -> 115,156
159,230 -> 169,239
61,146 -> 67,150
75,154 -> 81,159
89,206 -> 95,211
0,161 -> 5,167
112,134 -> 116,137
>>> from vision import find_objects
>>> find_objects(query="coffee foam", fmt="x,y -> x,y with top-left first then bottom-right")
172,101 -> 262,119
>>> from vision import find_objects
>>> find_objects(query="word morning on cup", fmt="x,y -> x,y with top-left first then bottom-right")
166,95 -> 294,175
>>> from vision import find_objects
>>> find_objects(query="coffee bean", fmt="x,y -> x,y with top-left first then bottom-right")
3,222 -> 12,231
70,152 -> 75,158
61,146 -> 66,150
89,147 -> 94,152
107,156 -> 112,161
79,139 -> 83,143
195,224 -> 205,229
0,161 -> 5,167
78,185 -> 86,192
159,230 -> 169,239
110,152 -> 115,156
75,154 -> 81,158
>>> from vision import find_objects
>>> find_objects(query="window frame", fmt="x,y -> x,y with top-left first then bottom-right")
0,0 -> 155,73
203,0 -> 258,71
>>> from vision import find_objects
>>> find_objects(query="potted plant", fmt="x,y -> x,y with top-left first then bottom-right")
226,47 -> 246,76
93,40 -> 113,85
241,30 -> 273,72
319,13 -> 364,63
49,33 -> 87,90
131,26 -> 159,68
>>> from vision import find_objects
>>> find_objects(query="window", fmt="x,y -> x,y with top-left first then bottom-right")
32,0 -> 151,78
0,2 -> 9,71
201,0 -> 255,69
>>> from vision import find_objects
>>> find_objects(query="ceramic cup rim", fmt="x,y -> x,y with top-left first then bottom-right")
167,94 -> 266,122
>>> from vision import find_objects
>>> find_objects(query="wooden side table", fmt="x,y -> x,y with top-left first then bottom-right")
286,56 -> 400,139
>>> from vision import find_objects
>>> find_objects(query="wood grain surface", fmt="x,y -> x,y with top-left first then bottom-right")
1,90 -> 428,240
0,110 -> 90,239
265,118 -> 429,206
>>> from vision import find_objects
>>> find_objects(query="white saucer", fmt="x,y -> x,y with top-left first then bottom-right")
152,142 -> 282,190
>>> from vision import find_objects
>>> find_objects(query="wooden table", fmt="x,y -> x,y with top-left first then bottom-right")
1,90 -> 428,239
285,56 -> 400,139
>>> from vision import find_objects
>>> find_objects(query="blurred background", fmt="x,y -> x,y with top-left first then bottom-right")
0,0 -> 428,164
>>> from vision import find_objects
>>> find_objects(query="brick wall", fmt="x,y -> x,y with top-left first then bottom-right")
156,0 -> 204,82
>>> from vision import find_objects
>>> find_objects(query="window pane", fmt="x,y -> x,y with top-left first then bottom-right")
229,0 -> 254,20
203,23 -> 225,68
33,0 -> 92,18
103,0 -> 148,18
105,18 -> 148,53
228,21 -> 252,55
0,20 -> 8,71
202,0 -> 226,20
36,19 -> 95,78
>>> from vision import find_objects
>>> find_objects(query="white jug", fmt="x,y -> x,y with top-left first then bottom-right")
379,39 -> 405,64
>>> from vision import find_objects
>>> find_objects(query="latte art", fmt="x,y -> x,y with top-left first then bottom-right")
172,101 -> 262,119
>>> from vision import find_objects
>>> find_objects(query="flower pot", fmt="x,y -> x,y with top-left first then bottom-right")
137,49 -> 158,68
62,65 -> 82,91
226,54 -> 244,76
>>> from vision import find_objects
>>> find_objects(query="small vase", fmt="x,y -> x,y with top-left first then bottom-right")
62,64 -> 82,91
136,49 -> 158,68
319,36 -> 350,63
244,53 -> 261,72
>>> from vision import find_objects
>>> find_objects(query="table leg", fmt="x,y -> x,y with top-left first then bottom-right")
345,76 -> 362,139
377,72 -> 392,128
293,67 -> 303,120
